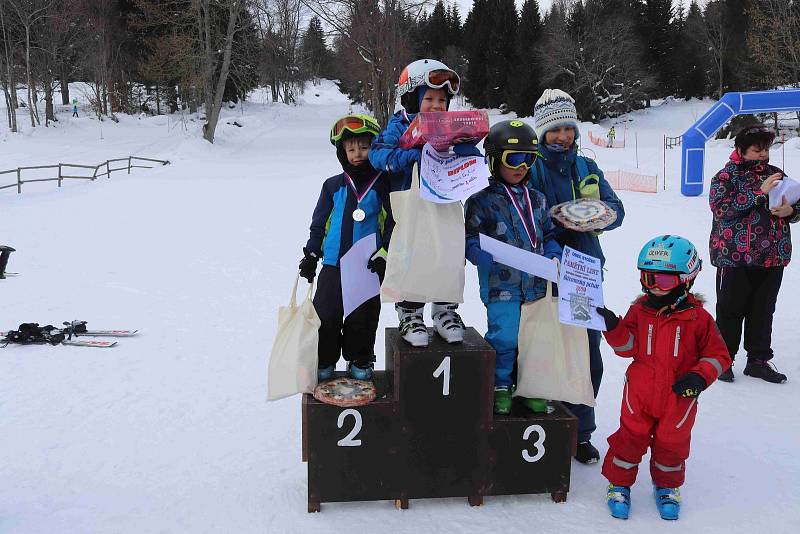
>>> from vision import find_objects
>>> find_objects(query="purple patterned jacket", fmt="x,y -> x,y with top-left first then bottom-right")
709,150 -> 800,268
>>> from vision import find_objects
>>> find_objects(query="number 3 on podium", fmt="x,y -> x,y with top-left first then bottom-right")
522,424 -> 546,463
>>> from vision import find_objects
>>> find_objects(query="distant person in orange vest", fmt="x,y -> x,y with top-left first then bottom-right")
606,126 -> 616,147
72,99 -> 79,118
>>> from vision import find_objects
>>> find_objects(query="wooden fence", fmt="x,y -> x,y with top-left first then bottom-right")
0,156 -> 170,194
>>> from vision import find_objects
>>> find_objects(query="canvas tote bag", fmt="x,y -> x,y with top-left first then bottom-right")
515,282 -> 595,406
267,276 -> 320,400
381,164 -> 465,303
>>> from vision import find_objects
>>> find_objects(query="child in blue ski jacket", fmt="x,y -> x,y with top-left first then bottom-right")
298,114 -> 395,382
465,120 -> 562,415
530,89 -> 625,464
368,58 -> 469,348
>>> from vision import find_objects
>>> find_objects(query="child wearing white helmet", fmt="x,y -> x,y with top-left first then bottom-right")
368,58 -> 468,347
596,235 -> 731,521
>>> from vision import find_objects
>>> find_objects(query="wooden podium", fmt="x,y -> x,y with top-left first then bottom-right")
302,327 -> 578,512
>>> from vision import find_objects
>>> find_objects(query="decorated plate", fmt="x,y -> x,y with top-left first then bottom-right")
313,377 -> 377,407
549,198 -> 618,232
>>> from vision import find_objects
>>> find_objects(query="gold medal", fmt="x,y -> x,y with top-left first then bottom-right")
352,208 -> 366,222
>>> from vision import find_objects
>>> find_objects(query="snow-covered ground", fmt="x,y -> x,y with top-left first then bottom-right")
2,82 -> 799,533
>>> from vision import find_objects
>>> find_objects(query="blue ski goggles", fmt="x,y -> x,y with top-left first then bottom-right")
501,151 -> 537,170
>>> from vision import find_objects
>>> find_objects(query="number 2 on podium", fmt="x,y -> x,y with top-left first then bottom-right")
336,409 -> 363,447
433,356 -> 451,396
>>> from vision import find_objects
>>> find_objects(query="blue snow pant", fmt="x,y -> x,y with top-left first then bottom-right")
564,329 -> 603,443
485,301 -> 522,389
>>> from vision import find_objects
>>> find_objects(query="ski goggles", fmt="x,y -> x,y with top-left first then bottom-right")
425,69 -> 461,95
640,271 -> 683,292
330,116 -> 378,144
742,126 -> 772,136
500,151 -> 537,170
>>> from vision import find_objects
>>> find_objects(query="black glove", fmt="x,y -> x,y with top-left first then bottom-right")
367,248 -> 387,283
298,247 -> 319,282
672,372 -> 707,398
596,306 -> 620,331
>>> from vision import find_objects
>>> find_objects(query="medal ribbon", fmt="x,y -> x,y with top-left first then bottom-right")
501,183 -> 538,248
345,172 -> 382,205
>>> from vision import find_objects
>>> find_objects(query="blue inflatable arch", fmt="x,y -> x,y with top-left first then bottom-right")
681,89 -> 800,196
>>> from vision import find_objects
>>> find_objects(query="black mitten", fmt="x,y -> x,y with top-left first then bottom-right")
596,306 -> 620,331
671,373 -> 707,398
298,248 -> 319,282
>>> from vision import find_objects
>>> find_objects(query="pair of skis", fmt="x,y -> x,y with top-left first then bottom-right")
1,321 -> 138,348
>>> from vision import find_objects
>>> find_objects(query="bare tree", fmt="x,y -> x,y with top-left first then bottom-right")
253,0 -> 305,104
302,0 -> 428,125
0,0 -> 20,132
8,0 -> 58,127
194,0 -> 245,143
748,0 -> 800,88
540,13 -> 654,120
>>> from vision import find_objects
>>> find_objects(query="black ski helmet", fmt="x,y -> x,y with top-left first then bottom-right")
483,120 -> 538,176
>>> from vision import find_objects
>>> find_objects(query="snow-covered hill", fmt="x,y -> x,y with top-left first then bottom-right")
2,83 -> 799,533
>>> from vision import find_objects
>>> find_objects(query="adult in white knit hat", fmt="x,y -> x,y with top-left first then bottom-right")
533,89 -> 580,141
528,88 -> 626,466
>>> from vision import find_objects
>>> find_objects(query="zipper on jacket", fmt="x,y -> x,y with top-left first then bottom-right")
673,326 -> 681,358
623,375 -> 634,415
647,324 -> 653,355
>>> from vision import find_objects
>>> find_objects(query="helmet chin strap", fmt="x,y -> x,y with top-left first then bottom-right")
644,284 -> 690,315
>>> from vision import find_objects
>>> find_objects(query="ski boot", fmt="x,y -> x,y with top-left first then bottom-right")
654,486 -> 681,520
397,304 -> 428,347
521,397 -> 549,413
607,484 -> 631,519
348,361 -> 374,381
317,365 -> 335,382
494,386 -> 512,415
431,303 -> 465,344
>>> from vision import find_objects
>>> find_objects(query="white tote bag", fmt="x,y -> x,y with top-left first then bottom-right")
381,164 -> 465,303
267,276 -> 321,401
515,282 -> 595,406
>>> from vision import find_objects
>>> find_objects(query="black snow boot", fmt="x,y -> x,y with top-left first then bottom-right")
0,245 -> 15,279
575,441 -> 600,464
744,360 -> 787,384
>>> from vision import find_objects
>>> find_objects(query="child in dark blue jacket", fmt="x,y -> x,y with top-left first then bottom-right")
530,89 -> 625,463
465,120 -> 562,415
299,114 -> 395,381
369,58 -> 468,347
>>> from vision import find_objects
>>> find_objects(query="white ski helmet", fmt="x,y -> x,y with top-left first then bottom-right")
397,59 -> 460,113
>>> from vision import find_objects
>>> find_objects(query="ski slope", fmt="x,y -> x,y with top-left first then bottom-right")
2,82 -> 799,533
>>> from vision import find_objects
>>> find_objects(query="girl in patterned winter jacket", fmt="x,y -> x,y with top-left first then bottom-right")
709,125 -> 800,384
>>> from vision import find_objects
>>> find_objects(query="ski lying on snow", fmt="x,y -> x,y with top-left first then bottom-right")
62,339 -> 117,348
76,330 -> 138,337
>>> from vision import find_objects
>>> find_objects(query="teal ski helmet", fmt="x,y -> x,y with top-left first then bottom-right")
637,235 -> 702,282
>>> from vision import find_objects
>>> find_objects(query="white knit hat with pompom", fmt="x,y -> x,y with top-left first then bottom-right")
533,89 -> 579,140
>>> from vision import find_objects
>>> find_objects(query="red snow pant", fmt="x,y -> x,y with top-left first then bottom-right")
602,372 -> 699,488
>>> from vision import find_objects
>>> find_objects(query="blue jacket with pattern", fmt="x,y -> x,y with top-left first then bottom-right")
465,179 -> 562,304
305,172 -> 395,266
528,143 -> 625,267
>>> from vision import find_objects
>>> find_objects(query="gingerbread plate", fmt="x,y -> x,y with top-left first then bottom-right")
549,198 -> 618,232
313,377 -> 377,407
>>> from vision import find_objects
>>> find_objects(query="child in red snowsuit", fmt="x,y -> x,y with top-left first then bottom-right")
596,235 -> 731,521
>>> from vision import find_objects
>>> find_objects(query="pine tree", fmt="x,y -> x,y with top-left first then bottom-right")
301,17 -> 332,82
507,0 -> 544,117
638,0 -> 674,95
427,1 -> 449,58
677,0 -> 707,99
463,0 -> 491,107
